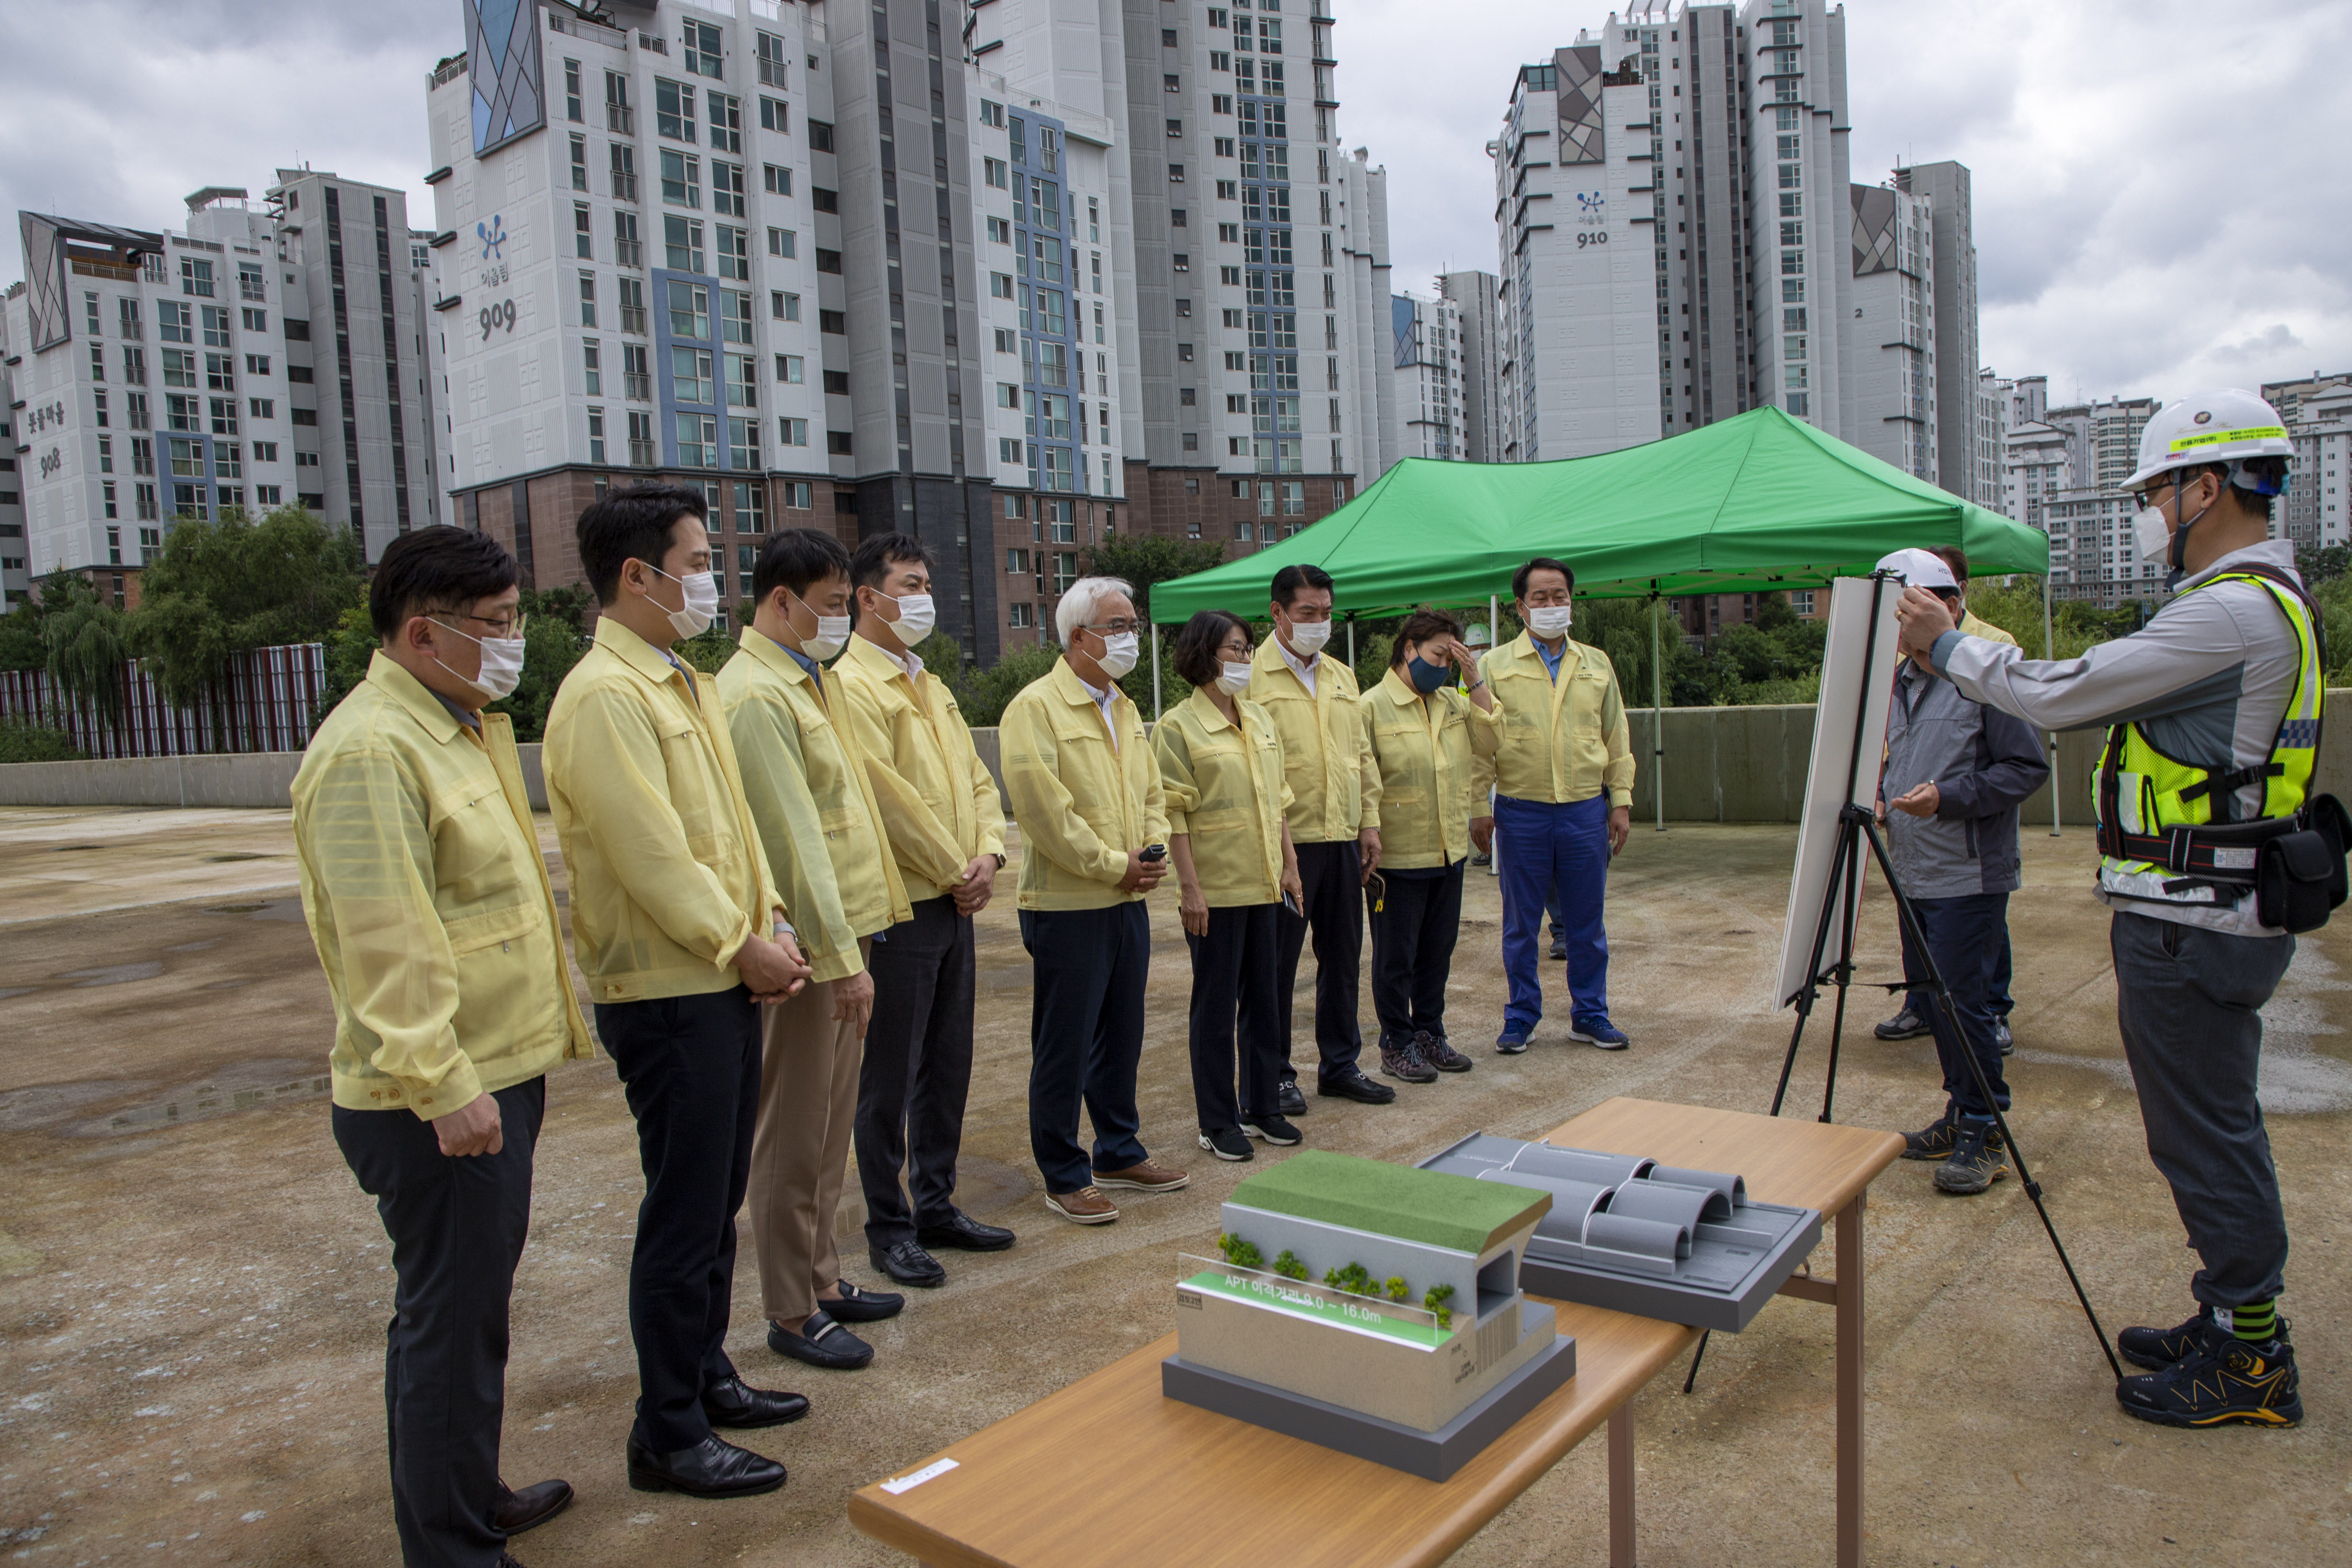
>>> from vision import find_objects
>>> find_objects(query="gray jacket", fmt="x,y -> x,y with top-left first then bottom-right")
1881,660 -> 2051,900
1935,539 -> 2308,935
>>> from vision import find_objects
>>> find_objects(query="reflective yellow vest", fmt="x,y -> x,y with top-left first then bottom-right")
2094,568 -> 2323,892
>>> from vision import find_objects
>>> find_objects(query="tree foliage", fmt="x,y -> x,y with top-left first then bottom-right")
14,572 -> 133,721
129,505 -> 368,706
1083,534 -> 1228,624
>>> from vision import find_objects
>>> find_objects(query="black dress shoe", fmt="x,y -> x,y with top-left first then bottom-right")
1276,1078 -> 1309,1117
869,1238 -> 948,1288
700,1374 -> 810,1429
824,1277 -> 908,1321
1316,1067 -> 1397,1105
915,1210 -> 1017,1253
767,1308 -> 874,1370
625,1435 -> 786,1498
492,1477 -> 573,1536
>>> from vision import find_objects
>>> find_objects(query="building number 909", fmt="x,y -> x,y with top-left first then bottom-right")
1576,231 -> 1609,248
479,299 -> 516,340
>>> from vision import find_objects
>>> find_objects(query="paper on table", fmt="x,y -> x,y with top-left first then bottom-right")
879,1457 -> 959,1495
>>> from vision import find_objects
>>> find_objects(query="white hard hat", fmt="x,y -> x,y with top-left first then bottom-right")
1874,548 -> 1958,590
1465,623 -> 1491,647
2120,389 -> 2294,494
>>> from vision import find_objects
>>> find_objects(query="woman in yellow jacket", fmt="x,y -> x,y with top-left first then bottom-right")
1153,611 -> 1306,1161
1360,608 -> 1499,1082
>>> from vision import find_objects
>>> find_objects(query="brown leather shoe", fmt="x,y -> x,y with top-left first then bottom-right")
1044,1185 -> 1120,1224
1093,1159 -> 1191,1193
493,1477 -> 573,1536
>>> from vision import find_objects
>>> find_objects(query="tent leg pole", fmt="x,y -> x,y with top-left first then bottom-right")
1347,617 -> 1355,669
2044,571 -> 2059,836
1152,623 -> 1162,722
1651,592 -> 1666,833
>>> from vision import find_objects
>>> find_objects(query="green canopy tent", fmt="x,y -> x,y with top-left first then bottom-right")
1144,404 -> 2052,828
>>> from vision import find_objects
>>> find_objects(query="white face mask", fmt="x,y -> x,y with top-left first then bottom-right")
789,587 -> 852,661
1093,630 -> 1140,679
648,564 -> 720,639
1285,618 -> 1332,656
1527,603 -> 1574,638
876,590 -> 936,645
434,619 -> 526,700
2132,479 -> 2218,569
1216,660 -> 1253,695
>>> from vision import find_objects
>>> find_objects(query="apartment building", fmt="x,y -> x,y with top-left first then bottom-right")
1841,179 -> 1934,484
6,176 -> 435,608
1492,0 -> 1854,465
1894,160 -> 1981,507
1439,269 -> 1504,463
1,331 -> 24,606
1389,290 -> 1467,464
2263,372 -> 2352,547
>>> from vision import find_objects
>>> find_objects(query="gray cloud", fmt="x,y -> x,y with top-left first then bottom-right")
4,0 -> 2344,412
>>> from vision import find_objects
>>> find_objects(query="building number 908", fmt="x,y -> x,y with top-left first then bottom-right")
1576,230 -> 1609,248
479,299 -> 516,340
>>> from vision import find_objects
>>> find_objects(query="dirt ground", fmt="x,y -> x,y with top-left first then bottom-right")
1,805 -> 2347,1566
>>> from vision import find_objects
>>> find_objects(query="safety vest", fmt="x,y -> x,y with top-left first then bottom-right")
2094,567 -> 2324,899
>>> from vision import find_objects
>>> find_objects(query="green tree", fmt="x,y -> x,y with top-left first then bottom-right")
1962,575 -> 2111,662
951,643 -> 1060,727
128,505 -> 366,706
1083,534 -> 1228,624
0,717 -> 87,763
0,569 -> 96,672
2297,544 -> 2350,586
41,577 -> 133,722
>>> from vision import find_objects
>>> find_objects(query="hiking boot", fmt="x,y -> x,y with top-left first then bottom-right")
1902,1106 -> 1960,1161
1380,1039 -> 1438,1083
1415,1031 -> 1474,1073
1875,1006 -> 1932,1041
1933,1119 -> 2009,1194
2120,1307 -> 2217,1372
2116,1326 -> 2301,1429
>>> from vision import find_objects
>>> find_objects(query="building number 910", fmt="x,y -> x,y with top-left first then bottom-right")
1576,230 -> 1609,248
479,299 -> 516,340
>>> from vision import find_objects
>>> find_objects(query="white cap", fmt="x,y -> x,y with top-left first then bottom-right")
1874,548 -> 1958,590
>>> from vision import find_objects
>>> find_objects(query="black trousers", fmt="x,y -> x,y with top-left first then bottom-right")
334,1076 -> 545,1568
595,986 -> 761,1452
1366,862 -> 1466,1049
855,895 -> 978,1248
2112,911 -> 2295,1308
1185,900 -> 1284,1130
1021,902 -> 1151,1194
1274,838 -> 1366,1083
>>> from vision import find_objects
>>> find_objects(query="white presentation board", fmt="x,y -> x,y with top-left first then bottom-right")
1772,575 -> 1902,1010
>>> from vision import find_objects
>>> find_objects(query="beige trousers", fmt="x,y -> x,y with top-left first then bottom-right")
749,937 -> 871,1325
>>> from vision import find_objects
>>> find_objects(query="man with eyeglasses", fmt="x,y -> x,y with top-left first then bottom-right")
1896,390 -> 2318,1430
1245,564 -> 1395,1111
998,576 -> 1190,1225
294,526 -> 590,1565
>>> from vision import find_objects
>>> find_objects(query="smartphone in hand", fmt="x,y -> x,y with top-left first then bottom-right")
1281,889 -> 1303,916
1139,844 -> 1168,863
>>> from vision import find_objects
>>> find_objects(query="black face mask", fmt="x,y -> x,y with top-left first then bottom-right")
1407,655 -> 1450,694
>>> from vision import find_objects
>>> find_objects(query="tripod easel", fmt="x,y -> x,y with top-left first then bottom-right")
1684,574 -> 2122,1394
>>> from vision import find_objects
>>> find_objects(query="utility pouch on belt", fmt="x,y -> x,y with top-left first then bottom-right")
2257,794 -> 2351,934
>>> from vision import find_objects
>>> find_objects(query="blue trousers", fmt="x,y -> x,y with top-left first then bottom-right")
1021,903 -> 1152,1194
1496,793 -> 1611,1036
1909,927 -> 2011,1021
1903,893 -> 2012,1118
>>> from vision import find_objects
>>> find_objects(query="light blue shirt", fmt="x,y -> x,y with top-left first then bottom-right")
1534,636 -> 1567,682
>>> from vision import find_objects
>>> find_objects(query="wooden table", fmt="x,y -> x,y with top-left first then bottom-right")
849,1098 -> 1903,1567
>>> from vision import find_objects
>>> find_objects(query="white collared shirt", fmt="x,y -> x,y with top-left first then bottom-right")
882,643 -> 925,681
1278,634 -> 1320,697
1075,671 -> 1120,751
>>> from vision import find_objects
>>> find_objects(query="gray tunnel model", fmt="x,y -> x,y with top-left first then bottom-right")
1417,1134 -> 1823,1332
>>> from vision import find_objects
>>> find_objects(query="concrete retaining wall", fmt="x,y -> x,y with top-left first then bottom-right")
9,692 -> 2350,828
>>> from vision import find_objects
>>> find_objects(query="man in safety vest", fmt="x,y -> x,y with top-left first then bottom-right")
1895,389 -> 2314,1429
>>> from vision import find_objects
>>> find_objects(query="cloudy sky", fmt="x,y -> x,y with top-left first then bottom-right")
2,0 -> 2345,405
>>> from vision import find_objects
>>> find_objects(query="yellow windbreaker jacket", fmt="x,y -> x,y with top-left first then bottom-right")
543,617 -> 781,1004
833,634 -> 1008,904
293,653 -> 592,1118
1243,634 -> 1378,845
718,628 -> 910,983
1360,667 -> 1502,870
1152,687 -> 1293,906
999,659 -> 1170,910
1472,632 -> 1637,808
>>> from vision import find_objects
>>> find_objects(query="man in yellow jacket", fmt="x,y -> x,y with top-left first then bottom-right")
1244,563 -> 1395,1110
544,484 -> 812,1502
998,575 -> 1190,1224
719,528 -> 913,1373
295,526 -> 590,1565
1471,556 -> 1637,1053
836,533 -> 1016,1287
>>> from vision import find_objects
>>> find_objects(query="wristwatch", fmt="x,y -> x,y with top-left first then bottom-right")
993,853 -> 1007,869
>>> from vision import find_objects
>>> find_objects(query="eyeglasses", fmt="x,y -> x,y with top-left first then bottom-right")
1080,619 -> 1140,637
434,611 -> 523,638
